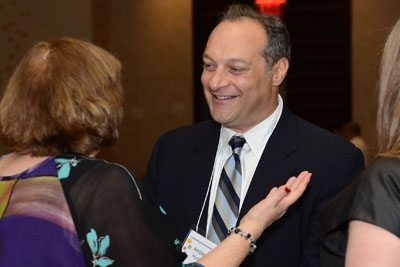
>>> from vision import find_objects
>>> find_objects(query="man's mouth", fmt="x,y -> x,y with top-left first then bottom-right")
214,95 -> 236,100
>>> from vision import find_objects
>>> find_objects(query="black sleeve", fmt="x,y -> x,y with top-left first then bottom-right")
321,157 -> 400,266
348,158 -> 400,237
66,159 -> 188,267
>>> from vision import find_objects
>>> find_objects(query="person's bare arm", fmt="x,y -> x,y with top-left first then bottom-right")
346,220 -> 400,267
197,171 -> 312,267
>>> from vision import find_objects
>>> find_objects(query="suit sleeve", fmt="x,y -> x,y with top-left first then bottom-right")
144,135 -> 163,204
301,147 -> 364,267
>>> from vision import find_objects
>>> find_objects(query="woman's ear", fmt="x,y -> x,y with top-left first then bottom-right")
272,57 -> 289,87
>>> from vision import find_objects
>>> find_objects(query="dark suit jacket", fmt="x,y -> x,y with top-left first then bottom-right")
145,106 -> 364,267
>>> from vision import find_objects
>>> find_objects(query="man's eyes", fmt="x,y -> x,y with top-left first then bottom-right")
202,63 -> 246,74
203,63 -> 215,71
230,67 -> 243,71
229,66 -> 245,74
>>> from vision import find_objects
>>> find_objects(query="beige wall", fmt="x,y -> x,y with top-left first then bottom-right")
95,0 -> 194,178
0,0 -> 91,155
352,0 -> 400,164
0,0 -> 91,93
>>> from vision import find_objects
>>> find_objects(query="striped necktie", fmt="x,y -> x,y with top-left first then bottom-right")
207,136 -> 246,244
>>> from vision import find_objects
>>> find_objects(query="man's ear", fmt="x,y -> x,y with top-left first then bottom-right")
272,57 -> 289,87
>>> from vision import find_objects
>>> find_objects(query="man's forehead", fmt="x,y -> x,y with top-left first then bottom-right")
203,19 -> 266,61
207,19 -> 266,48
213,18 -> 265,37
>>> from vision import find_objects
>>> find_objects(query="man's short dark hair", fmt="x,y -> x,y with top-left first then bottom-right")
220,4 -> 291,68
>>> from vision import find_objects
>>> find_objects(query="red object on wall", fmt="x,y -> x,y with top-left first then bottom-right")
255,0 -> 286,16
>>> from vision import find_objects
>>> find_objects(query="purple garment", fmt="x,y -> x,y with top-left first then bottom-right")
0,156 -> 56,181
0,157 -> 86,267
0,216 -> 86,266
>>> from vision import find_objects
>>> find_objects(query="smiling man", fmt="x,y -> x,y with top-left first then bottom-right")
201,17 -> 286,134
145,4 -> 364,267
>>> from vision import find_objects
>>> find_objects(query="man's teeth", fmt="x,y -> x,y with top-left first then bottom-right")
215,95 -> 234,100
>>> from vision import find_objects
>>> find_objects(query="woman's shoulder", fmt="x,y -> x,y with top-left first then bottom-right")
364,156 -> 400,173
321,156 -> 400,259
329,157 -> 400,221
56,153 -> 134,176
358,157 -> 400,188
55,153 -> 142,194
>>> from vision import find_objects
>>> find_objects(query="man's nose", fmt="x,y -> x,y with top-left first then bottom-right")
208,68 -> 229,91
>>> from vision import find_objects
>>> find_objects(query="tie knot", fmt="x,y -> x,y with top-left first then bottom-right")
229,136 -> 246,153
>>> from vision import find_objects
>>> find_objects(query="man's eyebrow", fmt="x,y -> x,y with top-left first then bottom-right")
202,54 -> 248,64
202,53 -> 213,61
227,58 -> 247,64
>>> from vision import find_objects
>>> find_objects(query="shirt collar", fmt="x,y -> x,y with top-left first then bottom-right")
219,95 -> 283,158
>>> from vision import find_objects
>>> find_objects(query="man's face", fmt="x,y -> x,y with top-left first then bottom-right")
201,19 -> 279,133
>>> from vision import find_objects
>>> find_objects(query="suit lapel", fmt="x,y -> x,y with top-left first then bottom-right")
239,106 -> 299,219
183,121 -> 220,232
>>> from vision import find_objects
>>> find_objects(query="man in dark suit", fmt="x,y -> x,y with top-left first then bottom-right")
145,4 -> 364,267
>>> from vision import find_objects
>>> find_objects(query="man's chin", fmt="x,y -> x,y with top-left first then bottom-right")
209,113 -> 232,126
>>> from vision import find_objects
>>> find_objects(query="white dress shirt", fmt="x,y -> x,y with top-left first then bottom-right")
205,95 -> 284,235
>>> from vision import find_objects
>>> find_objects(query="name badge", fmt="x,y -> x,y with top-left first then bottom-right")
182,229 -> 217,264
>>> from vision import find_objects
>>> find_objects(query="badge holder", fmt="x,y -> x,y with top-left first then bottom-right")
181,165 -> 217,264
182,225 -> 217,264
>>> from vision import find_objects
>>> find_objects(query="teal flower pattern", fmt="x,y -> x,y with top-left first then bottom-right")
86,228 -> 114,267
55,158 -> 80,179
